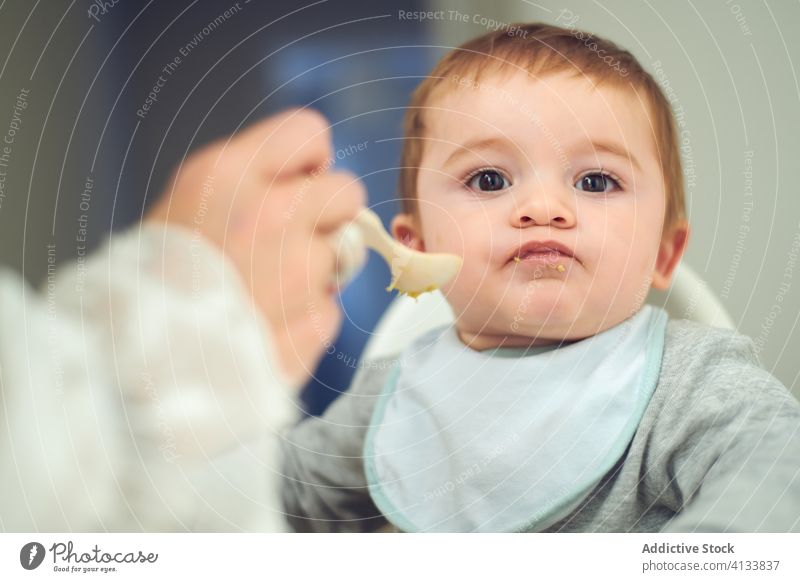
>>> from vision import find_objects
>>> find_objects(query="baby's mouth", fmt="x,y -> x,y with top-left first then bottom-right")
512,250 -> 570,272
517,249 -> 567,260
508,240 -> 578,273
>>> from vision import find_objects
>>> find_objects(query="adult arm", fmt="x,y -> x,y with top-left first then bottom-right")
0,224 -> 296,531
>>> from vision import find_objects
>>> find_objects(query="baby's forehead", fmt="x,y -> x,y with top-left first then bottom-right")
421,70 -> 657,161
429,70 -> 648,130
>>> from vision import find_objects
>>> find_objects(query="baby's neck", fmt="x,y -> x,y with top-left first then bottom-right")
457,328 -> 565,352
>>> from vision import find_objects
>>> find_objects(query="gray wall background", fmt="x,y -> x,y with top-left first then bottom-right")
0,3 -> 117,285
431,0 -> 800,397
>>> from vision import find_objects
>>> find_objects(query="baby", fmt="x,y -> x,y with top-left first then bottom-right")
282,23 -> 800,532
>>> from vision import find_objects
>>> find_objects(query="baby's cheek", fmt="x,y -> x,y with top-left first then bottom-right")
425,228 -> 463,255
441,258 -> 484,301
421,206 -> 477,252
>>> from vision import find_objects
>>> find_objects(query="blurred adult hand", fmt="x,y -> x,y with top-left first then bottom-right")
147,108 -> 365,387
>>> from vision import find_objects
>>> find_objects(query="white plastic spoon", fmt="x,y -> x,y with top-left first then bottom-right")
330,208 -> 462,298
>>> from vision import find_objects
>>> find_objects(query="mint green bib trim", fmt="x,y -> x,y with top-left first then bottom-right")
363,364 -> 422,533
486,341 -> 570,359
364,308 -> 669,533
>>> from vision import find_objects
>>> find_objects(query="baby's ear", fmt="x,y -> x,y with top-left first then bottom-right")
391,213 -> 425,252
651,220 -> 690,290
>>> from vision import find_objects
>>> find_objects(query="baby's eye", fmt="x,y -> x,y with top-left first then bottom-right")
467,169 -> 510,192
574,172 -> 620,193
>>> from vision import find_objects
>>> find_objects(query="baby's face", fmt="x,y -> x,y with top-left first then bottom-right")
392,70 -> 689,349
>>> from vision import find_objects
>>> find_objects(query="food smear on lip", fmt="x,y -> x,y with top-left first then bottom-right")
513,254 -> 567,272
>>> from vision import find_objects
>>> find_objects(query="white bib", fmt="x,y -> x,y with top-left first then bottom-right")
364,305 -> 668,532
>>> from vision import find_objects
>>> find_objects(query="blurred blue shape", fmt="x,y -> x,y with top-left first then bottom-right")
268,38 -> 438,415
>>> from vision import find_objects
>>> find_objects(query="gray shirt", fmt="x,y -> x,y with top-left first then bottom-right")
282,318 -> 800,532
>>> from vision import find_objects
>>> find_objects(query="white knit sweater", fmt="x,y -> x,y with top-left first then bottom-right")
0,225 -> 298,531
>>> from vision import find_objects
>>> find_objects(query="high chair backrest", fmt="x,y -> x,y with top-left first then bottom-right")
362,262 -> 735,362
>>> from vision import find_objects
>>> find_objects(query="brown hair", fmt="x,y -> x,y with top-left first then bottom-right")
398,23 -> 686,234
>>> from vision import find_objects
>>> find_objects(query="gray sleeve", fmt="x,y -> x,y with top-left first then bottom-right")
655,326 -> 800,532
281,358 -> 399,532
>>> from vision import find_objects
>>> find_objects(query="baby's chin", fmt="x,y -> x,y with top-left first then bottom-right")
503,281 -> 578,317
454,313 -> 580,351
447,278 -> 648,346
491,295 -> 639,342
449,285 -> 580,337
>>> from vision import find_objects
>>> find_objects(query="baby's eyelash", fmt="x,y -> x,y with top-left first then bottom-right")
461,167 -> 513,194
459,167 -> 624,193
463,167 -> 502,184
575,169 -> 625,191
601,169 -> 623,186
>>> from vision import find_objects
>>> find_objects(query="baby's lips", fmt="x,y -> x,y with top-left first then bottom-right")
514,249 -> 566,261
511,254 -> 570,275
509,240 -> 574,260
507,240 -> 580,266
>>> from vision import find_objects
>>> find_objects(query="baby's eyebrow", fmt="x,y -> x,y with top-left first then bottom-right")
441,136 -> 642,172
442,137 -> 511,168
577,140 -> 641,171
